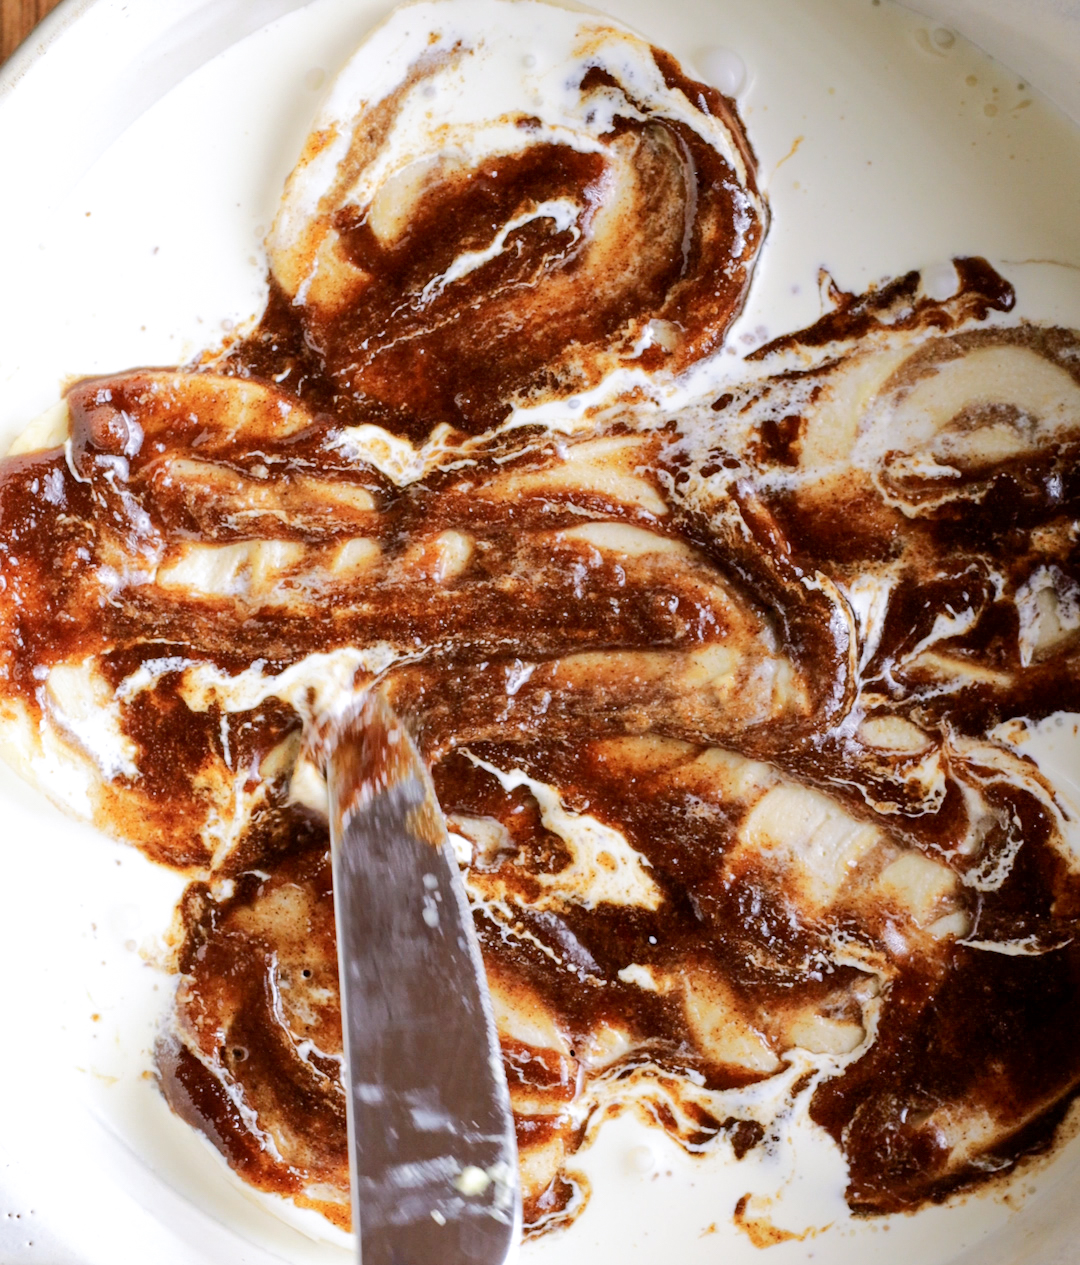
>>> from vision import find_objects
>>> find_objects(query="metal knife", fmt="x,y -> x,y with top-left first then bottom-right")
326,690 -> 521,1265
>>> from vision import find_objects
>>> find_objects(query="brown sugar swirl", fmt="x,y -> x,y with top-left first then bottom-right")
257,2 -> 765,438
3,238 -> 1080,1234
0,0 -> 1078,1240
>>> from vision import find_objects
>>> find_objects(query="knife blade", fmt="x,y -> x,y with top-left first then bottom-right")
326,690 -> 521,1265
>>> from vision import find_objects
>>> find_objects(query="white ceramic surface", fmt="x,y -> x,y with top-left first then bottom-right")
0,1 -> 1079,1262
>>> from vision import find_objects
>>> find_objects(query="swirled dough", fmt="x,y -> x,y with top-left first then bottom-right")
264,0 -> 765,437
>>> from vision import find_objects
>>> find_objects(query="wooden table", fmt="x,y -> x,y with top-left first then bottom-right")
1,0 -> 64,65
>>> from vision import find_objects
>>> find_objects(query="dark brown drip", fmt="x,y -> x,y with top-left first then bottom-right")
2,241 -> 1079,1229
748,256 -> 1016,361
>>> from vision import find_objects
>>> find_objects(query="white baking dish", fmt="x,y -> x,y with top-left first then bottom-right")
0,1 -> 1077,1262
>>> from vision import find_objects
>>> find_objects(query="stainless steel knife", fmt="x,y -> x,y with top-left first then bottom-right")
326,690 -> 521,1265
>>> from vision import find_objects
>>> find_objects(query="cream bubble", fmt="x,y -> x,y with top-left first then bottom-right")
699,46 -> 747,97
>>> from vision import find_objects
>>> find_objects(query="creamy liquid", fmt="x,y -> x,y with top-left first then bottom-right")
0,2 -> 1079,1264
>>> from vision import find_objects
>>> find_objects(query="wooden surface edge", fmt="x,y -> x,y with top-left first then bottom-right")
1,0 -> 64,65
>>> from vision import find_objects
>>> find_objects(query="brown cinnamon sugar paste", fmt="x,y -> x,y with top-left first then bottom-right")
2,0 -> 1079,1238
1,232 -> 1079,1233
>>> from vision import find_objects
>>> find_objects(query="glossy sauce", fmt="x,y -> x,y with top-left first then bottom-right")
0,3 -> 1079,1241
